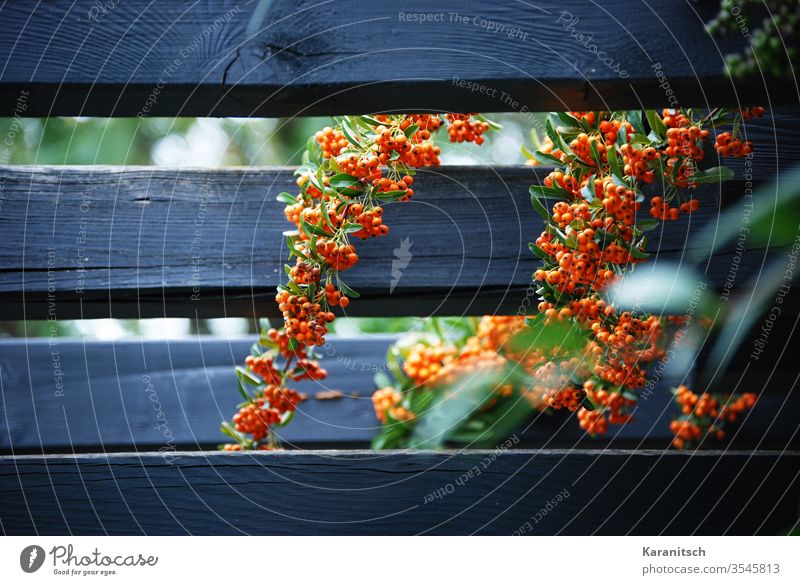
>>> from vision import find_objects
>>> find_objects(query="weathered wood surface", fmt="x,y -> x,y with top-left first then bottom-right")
1,338 -> 796,453
0,1 -> 796,117
0,450 -> 797,535
0,162 -> 792,320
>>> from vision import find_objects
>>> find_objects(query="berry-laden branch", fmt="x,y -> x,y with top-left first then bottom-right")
369,108 -> 762,450
221,113 -> 495,450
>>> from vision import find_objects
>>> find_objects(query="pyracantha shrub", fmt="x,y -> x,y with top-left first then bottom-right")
222,114 -> 496,450
369,108 -> 761,449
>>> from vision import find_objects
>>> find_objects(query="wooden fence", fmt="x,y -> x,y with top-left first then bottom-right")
0,0 -> 798,535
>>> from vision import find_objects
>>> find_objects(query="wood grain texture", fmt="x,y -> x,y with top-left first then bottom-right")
1,338 -> 796,453
0,163 -> 792,320
0,0 -> 796,117
0,450 -> 797,535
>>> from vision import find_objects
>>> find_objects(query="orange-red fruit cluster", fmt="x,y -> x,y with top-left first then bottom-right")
715,132 -> 752,157
315,126 -> 348,159
445,114 -> 490,144
275,289 -> 335,346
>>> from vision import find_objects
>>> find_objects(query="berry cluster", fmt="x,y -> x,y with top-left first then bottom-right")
715,132 -> 752,157
221,327 -> 326,450
670,385 -> 757,449
278,114 -> 493,350
226,114 -> 494,449
522,108 -> 762,441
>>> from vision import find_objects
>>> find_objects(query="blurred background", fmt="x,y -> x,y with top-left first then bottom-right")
0,113 -> 542,340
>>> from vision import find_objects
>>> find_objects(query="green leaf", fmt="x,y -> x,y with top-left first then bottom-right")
329,173 -> 362,191
555,112 -> 583,129
627,110 -> 646,135
529,184 -> 568,200
580,174 -> 596,202
475,113 -> 502,130
319,202 -> 333,230
589,139 -> 603,168
616,125 -> 629,147
305,136 -> 322,166
545,117 -> 567,152
276,191 -> 297,205
690,166 -> 735,184
645,109 -> 667,139
636,219 -> 659,232
534,150 -> 564,167
306,169 -> 324,192
236,365 -> 261,386
385,344 -> 407,382
521,143 -> 536,161
618,238 -> 650,259
336,279 -> 360,299
374,189 -> 408,201
340,117 -> 363,147
235,377 -> 252,403
508,317 -> 588,359
300,215 -> 332,238
403,124 -> 419,139
528,243 -> 550,260
529,187 -> 551,220
358,115 -> 385,127
607,146 -> 623,177
220,421 -> 244,443
285,234 -> 304,260
611,174 -> 629,188
371,424 -> 410,450
341,222 -> 363,234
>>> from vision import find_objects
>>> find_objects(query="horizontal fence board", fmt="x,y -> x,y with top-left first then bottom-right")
0,1 -> 797,117
1,338 -> 796,453
0,337 -> 391,451
0,450 -> 798,535
0,161 -> 794,320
